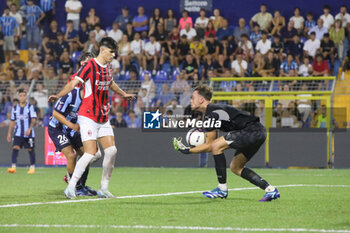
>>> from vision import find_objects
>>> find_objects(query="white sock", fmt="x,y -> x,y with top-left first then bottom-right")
12,163 -> 16,168
30,165 -> 35,169
218,183 -> 228,191
90,146 -> 102,165
265,185 -> 275,192
100,146 -> 117,190
68,153 -> 94,188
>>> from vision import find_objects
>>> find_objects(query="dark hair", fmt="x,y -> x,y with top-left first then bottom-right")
323,5 -> 330,10
323,33 -> 330,37
310,32 -> 316,36
261,30 -> 268,35
241,33 -> 248,38
152,8 -> 161,18
182,10 -> 189,15
307,12 -> 313,16
194,84 -> 213,101
18,89 -> 27,94
200,8 -> 206,12
99,37 -> 118,52
79,52 -> 94,62
66,20 -> 73,24
287,53 -> 294,58
316,53 -> 323,59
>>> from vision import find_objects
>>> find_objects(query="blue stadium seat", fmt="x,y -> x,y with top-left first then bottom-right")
71,51 -> 82,63
172,68 -> 180,80
154,71 -> 168,81
123,71 -> 131,80
161,62 -> 172,74
139,71 -> 152,81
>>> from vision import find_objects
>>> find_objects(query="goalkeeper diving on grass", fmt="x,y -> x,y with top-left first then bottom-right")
173,84 -> 280,202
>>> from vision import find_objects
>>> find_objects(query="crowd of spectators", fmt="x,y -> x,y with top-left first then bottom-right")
0,1 -> 348,128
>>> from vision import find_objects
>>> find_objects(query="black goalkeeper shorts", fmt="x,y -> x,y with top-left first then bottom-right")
224,122 -> 266,161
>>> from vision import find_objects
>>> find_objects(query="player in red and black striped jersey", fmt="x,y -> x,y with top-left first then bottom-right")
49,37 -> 135,199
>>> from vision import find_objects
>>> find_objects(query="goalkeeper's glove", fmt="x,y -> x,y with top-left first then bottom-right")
173,137 -> 191,154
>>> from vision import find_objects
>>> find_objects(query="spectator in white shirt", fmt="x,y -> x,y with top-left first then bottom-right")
255,31 -> 271,56
9,3 -> 22,37
93,24 -> 106,43
180,23 -> 197,41
144,34 -> 161,75
335,5 -> 350,28
194,8 -> 209,39
107,22 -> 123,43
231,53 -> 248,77
320,5 -> 334,30
130,32 -> 146,72
290,7 -> 304,32
309,18 -> 328,40
303,32 -> 320,59
110,59 -> 120,75
65,0 -> 82,30
298,56 -> 313,77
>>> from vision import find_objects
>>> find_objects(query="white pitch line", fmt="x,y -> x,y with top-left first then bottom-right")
0,224 -> 350,232
0,184 -> 349,209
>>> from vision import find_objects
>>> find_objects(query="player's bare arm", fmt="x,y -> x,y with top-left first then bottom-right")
52,110 -> 80,132
174,130 -> 217,154
7,120 -> 16,142
25,118 -> 36,137
48,78 -> 80,102
110,80 -> 136,100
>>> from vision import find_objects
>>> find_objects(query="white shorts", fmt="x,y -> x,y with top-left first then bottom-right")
78,116 -> 114,142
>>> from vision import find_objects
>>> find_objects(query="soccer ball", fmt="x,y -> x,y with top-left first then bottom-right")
186,128 -> 205,147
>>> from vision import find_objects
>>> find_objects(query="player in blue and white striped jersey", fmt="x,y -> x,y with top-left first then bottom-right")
40,0 -> 55,30
21,0 -> 45,50
7,89 -> 37,174
0,7 -> 18,60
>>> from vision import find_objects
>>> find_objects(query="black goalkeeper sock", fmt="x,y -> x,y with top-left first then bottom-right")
241,167 -> 269,190
80,167 -> 89,187
213,153 -> 227,184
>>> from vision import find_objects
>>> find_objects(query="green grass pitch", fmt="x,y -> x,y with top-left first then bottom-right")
0,167 -> 350,233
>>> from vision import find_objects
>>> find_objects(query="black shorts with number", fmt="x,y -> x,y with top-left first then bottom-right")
224,122 -> 266,161
48,126 -> 83,152
13,136 -> 35,149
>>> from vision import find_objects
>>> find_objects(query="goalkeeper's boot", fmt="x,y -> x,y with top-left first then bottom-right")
202,187 -> 228,199
64,186 -> 76,199
97,189 -> 115,198
85,186 -> 98,196
259,188 -> 280,202
7,167 -> 16,173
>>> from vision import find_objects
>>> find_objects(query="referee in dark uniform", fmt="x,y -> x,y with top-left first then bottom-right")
174,84 -> 280,202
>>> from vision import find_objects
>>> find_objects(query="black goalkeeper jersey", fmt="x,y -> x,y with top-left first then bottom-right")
204,103 -> 259,132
